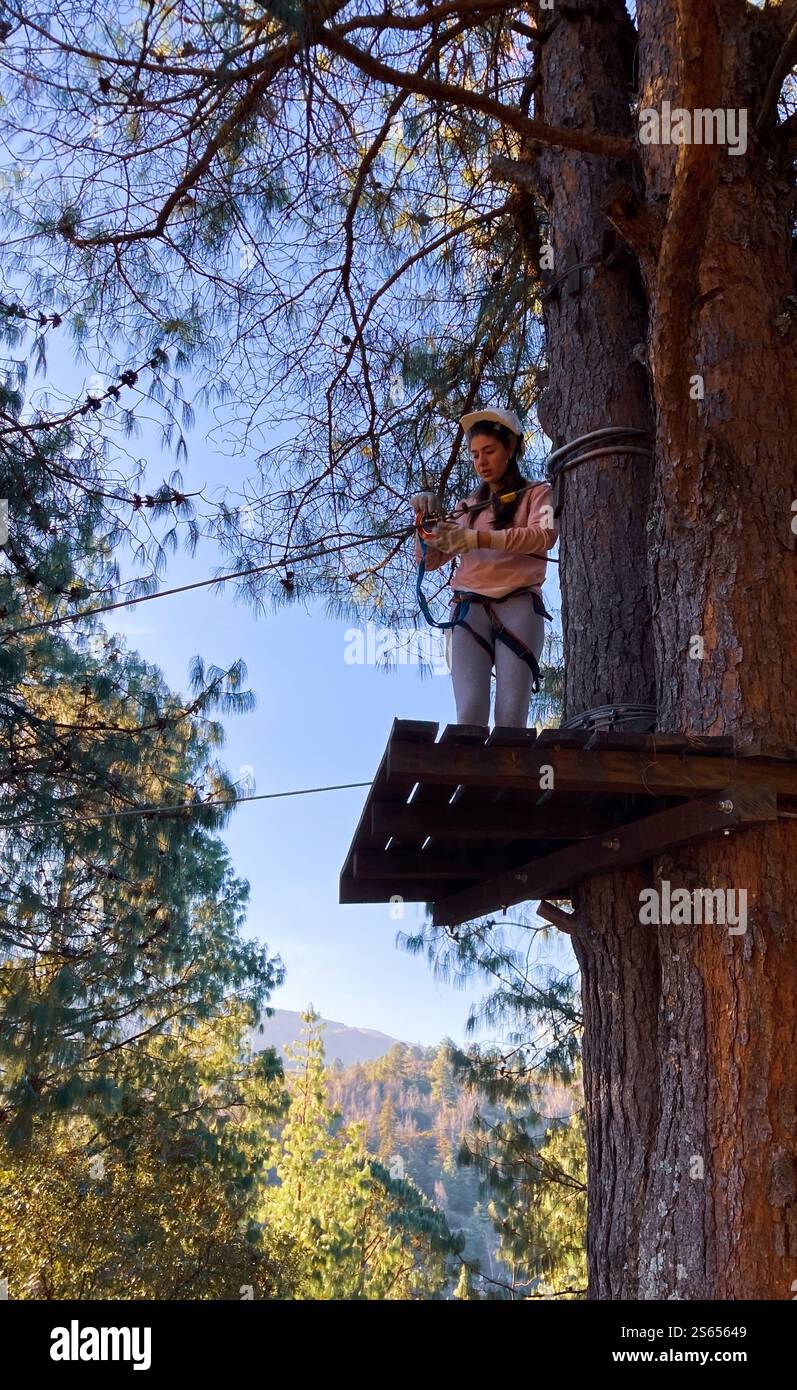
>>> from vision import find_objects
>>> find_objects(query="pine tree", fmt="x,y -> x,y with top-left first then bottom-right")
260,1012 -> 458,1299
377,1095 -> 397,1161
0,1005 -> 298,1299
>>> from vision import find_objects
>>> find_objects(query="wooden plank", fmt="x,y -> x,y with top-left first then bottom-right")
388,741 -> 797,799
537,901 -> 579,933
736,740 -> 797,760
534,729 -> 736,756
370,800 -> 611,841
534,729 -> 593,750
581,729 -> 682,752
670,733 -> 735,755
339,720 -> 438,898
432,784 -> 779,926
486,725 -> 541,751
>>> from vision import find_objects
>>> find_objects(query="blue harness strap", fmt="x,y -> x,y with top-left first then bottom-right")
415,537 -> 471,630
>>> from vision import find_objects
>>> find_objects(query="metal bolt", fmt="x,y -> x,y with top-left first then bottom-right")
717,800 -> 734,814
602,837 -> 621,851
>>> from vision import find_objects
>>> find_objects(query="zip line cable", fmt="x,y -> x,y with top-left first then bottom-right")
1,509 -> 560,645
2,427 -> 651,642
0,531 -> 410,642
0,779 -> 373,830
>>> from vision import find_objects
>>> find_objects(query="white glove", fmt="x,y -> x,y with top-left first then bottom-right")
410,491 -> 441,516
433,522 -> 480,555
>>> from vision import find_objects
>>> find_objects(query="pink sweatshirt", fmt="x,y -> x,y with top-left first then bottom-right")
413,481 -> 558,599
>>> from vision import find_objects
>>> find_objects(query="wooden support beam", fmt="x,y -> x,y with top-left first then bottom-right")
354,847 -> 516,880
492,729 -> 735,755
578,731 -> 735,756
432,785 -> 778,927
388,740 -> 797,800
736,740 -> 797,760
537,900 -> 580,933
370,800 -> 612,841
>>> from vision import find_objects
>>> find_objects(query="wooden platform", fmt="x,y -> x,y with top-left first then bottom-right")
339,721 -> 797,927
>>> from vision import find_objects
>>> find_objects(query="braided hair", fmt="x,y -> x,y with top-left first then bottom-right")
467,420 -> 527,529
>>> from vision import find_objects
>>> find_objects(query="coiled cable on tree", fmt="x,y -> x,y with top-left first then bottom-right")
546,426 -> 654,518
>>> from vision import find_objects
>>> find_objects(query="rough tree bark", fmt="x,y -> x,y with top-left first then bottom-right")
528,0 -> 661,1299
526,0 -> 797,1297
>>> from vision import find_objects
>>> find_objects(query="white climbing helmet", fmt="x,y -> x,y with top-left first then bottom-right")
459,406 -> 524,440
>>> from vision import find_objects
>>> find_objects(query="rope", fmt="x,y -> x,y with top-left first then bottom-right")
545,426 -> 654,518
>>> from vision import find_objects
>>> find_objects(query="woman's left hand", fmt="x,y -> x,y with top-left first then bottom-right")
433,523 -> 480,554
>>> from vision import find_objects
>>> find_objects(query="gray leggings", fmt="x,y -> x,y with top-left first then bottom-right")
450,593 -> 545,728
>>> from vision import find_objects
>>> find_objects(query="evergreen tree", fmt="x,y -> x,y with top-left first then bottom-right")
429,1040 -> 459,1109
0,375 -> 282,1146
259,1011 -> 458,1299
0,1005 -> 298,1299
377,1094 -> 397,1161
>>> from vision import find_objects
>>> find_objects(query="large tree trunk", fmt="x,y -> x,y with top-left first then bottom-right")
532,0 -> 663,1298
531,0 -> 797,1297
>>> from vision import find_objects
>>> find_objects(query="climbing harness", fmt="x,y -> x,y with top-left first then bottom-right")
449,584 -> 552,694
415,533 -> 552,693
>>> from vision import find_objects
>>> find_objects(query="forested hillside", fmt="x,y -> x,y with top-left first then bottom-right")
326,1038 -> 585,1295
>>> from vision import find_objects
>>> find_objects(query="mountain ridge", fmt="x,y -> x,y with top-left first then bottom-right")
249,1007 -> 411,1066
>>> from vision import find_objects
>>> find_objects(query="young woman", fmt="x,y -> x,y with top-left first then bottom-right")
411,407 -> 558,728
